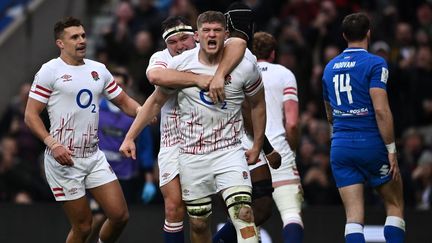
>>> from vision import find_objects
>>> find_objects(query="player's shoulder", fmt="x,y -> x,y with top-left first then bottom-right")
366,52 -> 387,65
83,58 -> 107,68
150,48 -> 171,60
171,47 -> 198,64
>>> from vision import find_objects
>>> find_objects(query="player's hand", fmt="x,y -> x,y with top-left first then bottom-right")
266,150 -> 281,169
141,182 -> 157,204
196,75 -> 212,90
209,74 -> 225,104
245,147 -> 260,165
119,139 -> 137,159
52,145 -> 74,166
388,153 -> 401,181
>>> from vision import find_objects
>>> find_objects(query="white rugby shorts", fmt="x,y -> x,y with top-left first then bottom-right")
158,145 -> 180,187
179,146 -> 252,201
44,149 -> 117,201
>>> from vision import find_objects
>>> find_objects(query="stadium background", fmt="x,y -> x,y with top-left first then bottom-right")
1,0 -> 432,242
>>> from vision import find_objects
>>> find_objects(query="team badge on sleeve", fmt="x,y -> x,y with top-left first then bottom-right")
380,67 -> 388,84
91,71 -> 100,81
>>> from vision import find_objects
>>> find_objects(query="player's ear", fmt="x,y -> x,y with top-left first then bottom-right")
56,39 -> 64,49
342,33 -> 347,42
194,32 -> 199,43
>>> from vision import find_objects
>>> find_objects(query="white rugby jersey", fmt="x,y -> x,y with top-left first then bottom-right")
147,49 -> 181,148
29,58 -> 122,158
166,47 -> 263,154
258,61 -> 298,158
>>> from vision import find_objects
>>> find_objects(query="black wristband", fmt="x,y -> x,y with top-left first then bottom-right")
262,136 -> 274,155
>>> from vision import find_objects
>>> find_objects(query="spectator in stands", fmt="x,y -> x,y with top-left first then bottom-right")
411,150 -> 432,210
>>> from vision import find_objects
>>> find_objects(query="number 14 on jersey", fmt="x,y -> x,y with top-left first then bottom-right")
333,73 -> 353,106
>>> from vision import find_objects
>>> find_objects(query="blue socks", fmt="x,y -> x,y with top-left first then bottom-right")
345,223 -> 365,243
282,223 -> 304,243
163,220 -> 184,243
212,221 -> 237,243
384,216 -> 405,243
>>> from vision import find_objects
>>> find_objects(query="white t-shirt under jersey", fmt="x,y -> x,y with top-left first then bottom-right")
29,57 -> 122,158
258,61 -> 298,160
166,47 -> 263,154
146,49 -> 181,148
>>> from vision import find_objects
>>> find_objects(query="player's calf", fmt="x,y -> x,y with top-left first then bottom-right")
222,186 -> 258,243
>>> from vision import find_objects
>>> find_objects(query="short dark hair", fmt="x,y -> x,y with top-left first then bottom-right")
225,2 -> 254,41
161,16 -> 192,32
54,16 -> 83,40
252,32 -> 276,59
342,13 -> 370,42
197,11 -> 226,29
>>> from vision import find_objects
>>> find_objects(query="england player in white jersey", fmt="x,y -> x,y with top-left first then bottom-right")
253,32 -> 304,243
121,11 -> 265,243
133,16 -> 249,243
24,17 -> 140,243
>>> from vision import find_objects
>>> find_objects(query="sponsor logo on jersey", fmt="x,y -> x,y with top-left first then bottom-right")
183,189 -> 190,196
380,67 -> 389,84
61,74 -> 72,82
91,71 -> 100,81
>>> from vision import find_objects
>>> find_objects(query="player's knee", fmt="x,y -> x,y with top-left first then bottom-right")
72,220 -> 93,237
186,197 -> 212,219
186,197 -> 212,233
108,208 -> 129,227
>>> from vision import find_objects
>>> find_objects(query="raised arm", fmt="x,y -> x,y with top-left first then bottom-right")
119,87 -> 171,159
209,37 -> 247,103
244,88 -> 266,164
147,67 -> 211,89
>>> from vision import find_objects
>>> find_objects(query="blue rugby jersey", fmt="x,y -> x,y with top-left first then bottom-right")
322,47 -> 389,136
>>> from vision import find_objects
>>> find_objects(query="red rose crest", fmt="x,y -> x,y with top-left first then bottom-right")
91,71 -> 99,81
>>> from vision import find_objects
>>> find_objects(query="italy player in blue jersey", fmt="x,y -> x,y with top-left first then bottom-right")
322,13 -> 405,243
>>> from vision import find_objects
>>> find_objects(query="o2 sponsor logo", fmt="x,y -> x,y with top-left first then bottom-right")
76,89 -> 97,113
199,89 -> 227,109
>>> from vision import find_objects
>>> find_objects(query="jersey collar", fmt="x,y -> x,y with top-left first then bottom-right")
343,47 -> 367,53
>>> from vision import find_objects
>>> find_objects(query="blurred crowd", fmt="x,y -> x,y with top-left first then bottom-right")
1,0 -> 432,211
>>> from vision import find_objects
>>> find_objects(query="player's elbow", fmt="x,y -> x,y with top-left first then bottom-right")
285,119 -> 298,131
24,110 -> 34,128
374,107 -> 391,121
147,70 -> 161,85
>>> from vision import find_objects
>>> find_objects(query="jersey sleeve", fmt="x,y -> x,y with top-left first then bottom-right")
103,67 -> 123,100
147,52 -> 168,74
243,62 -> 263,97
369,57 -> 388,90
322,66 -> 330,102
28,64 -> 55,104
282,68 -> 298,102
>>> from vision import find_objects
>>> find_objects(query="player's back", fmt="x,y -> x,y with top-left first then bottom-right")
322,48 -> 389,137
